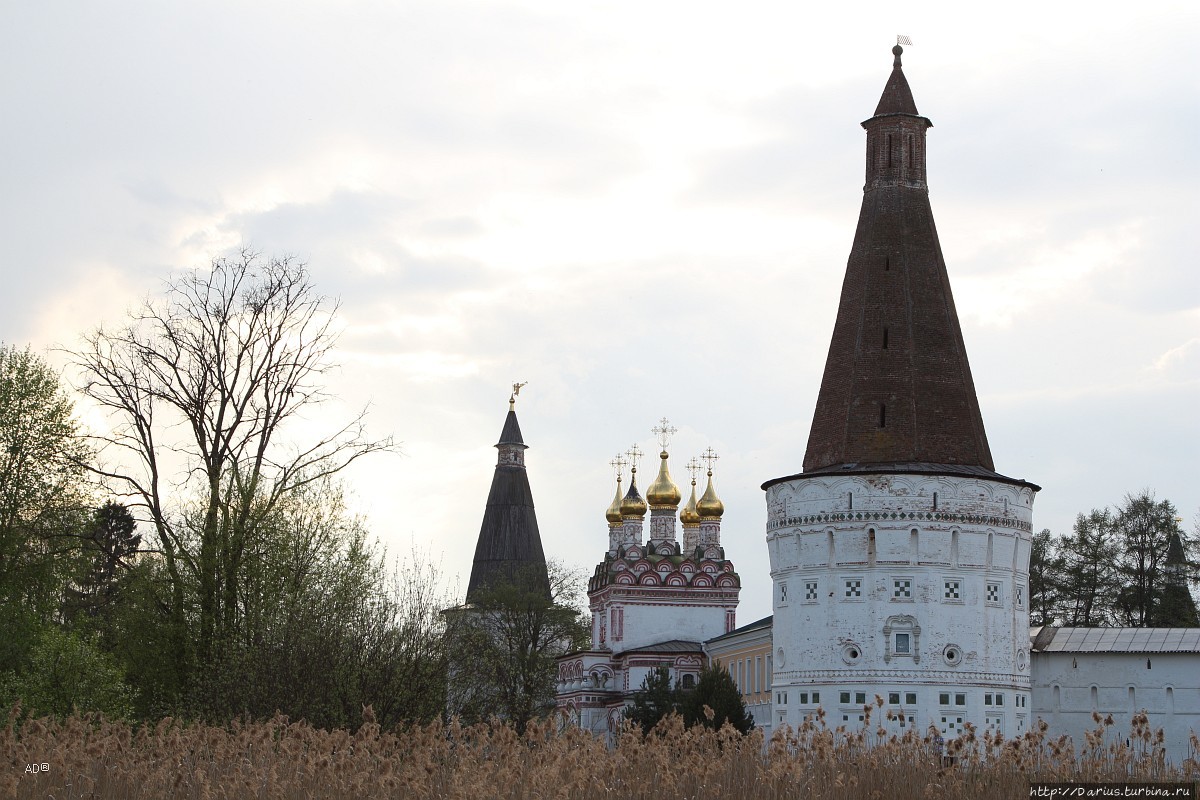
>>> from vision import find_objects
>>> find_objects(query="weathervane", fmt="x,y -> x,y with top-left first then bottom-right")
651,417 -> 678,451
896,34 -> 912,46
701,446 -> 720,474
509,381 -> 527,408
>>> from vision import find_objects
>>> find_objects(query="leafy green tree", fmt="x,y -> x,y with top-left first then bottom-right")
0,343 -> 92,673
0,626 -> 135,719
183,477 -> 450,728
446,561 -> 588,732
679,662 -> 754,733
624,665 -> 679,734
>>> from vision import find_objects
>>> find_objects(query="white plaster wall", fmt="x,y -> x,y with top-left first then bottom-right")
1031,651 -> 1200,765
767,472 -> 1036,739
616,601 -> 729,655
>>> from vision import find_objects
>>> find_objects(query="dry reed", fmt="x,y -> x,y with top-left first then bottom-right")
4,701 -> 1198,799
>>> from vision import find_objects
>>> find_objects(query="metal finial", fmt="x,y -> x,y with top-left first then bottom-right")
626,443 -> 644,473
651,417 -> 678,451
610,453 -> 627,481
701,447 -> 720,475
509,381 -> 527,408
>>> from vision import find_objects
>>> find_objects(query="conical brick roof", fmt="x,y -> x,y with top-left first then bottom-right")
802,46 -> 994,474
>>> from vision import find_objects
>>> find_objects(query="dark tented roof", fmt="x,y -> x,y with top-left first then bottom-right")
1030,627 -> 1200,653
465,408 -> 549,603
872,46 -> 919,116
800,46 -> 995,475
498,407 -> 525,446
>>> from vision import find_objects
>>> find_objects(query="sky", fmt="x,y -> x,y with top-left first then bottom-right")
2,1 -> 1197,623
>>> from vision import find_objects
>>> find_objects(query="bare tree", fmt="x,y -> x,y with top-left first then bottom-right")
69,251 -> 392,673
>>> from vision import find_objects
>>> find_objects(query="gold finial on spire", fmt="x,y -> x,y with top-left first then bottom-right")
620,444 -> 647,519
680,457 -> 702,526
647,418 -> 681,509
606,454 -> 626,525
697,447 -> 724,519
509,381 -> 527,409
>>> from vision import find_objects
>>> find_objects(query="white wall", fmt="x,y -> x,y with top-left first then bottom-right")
1031,651 -> 1200,765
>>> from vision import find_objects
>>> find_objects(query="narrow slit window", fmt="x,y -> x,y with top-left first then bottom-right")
885,256 -> 890,271
882,327 -> 889,349
886,134 -> 892,167
879,404 -> 886,428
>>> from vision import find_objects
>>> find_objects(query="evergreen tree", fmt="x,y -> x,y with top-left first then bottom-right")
624,665 -> 678,734
1058,510 -> 1120,626
1113,491 -> 1181,626
679,662 -> 755,733
1028,528 -> 1064,627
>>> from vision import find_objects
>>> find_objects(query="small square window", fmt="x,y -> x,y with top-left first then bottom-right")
855,692 -> 866,705
805,581 -> 818,601
944,580 -> 960,600
797,692 -> 805,704
895,633 -> 911,654
893,578 -> 912,599
840,691 -> 851,704
986,582 -> 1001,603
939,692 -> 950,705
905,692 -> 917,705
780,583 -> 788,603
1015,586 -> 1025,608
812,691 -> 820,703
845,579 -> 862,598
996,693 -> 1004,706
984,693 -> 993,706
955,693 -> 966,706
888,692 -> 900,705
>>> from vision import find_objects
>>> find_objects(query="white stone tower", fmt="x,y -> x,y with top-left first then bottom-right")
763,45 -> 1040,740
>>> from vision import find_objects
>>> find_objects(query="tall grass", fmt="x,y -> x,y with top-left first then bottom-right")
4,700 -> 1197,799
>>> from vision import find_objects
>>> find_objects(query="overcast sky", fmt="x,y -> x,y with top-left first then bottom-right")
3,1 -> 1197,622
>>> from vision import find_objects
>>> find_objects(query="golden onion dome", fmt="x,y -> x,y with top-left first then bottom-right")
645,450 -> 682,509
696,469 -> 724,519
680,477 -> 701,526
620,469 -> 648,519
605,477 -> 623,525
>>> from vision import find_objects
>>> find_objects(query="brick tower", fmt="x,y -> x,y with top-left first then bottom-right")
764,45 -> 1040,740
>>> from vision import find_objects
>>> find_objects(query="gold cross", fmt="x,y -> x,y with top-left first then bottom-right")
686,457 -> 701,483
701,447 -> 720,474
626,444 -> 644,473
610,454 -> 627,480
651,417 -> 678,451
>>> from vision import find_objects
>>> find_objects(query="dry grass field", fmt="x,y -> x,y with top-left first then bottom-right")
5,701 -> 1198,799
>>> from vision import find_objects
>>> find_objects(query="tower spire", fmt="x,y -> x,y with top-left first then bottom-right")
466,391 -> 550,603
802,45 -> 993,473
